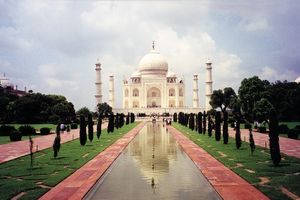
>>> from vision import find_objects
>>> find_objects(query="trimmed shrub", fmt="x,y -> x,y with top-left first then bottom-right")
189,113 -> 195,131
230,122 -> 235,128
66,125 -> 70,132
244,123 -> 252,130
79,115 -> 87,146
288,129 -> 300,139
197,112 -> 202,134
97,114 -> 102,139
70,123 -> 78,129
249,130 -> 255,155
10,130 -> 22,141
258,126 -> 267,133
269,110 -> 281,165
88,114 -> 94,142
19,125 -> 36,136
126,113 -> 130,125
53,134 -> 61,158
108,113 -> 115,133
173,113 -> 177,122
40,127 -> 51,135
278,124 -> 289,134
0,125 -> 16,136
203,111 -> 206,134
130,113 -> 135,123
235,119 -> 241,149
208,115 -> 212,137
223,111 -> 228,144
215,111 -> 221,141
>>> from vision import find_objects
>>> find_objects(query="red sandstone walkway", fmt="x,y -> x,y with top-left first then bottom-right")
0,123 -> 107,164
168,125 -> 269,200
228,128 -> 300,159
39,122 -> 145,200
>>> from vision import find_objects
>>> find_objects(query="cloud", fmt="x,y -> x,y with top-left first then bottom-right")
242,18 -> 269,32
260,66 -> 296,82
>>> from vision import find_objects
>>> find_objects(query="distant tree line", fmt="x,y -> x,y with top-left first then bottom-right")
0,88 -> 76,124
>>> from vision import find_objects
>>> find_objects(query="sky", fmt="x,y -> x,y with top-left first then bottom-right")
0,0 -> 299,111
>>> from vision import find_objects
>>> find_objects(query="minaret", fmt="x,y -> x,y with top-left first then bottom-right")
109,74 -> 115,108
95,61 -> 102,105
205,59 -> 213,111
193,74 -> 199,108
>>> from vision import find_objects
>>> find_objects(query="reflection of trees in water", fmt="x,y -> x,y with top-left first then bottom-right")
129,123 -> 177,183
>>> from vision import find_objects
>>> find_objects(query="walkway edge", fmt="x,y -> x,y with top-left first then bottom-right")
39,122 -> 145,200
168,125 -> 269,200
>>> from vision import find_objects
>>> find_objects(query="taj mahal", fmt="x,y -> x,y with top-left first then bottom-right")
94,42 -> 213,115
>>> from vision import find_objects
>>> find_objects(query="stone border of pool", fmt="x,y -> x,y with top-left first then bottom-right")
167,125 -> 269,200
39,122 -> 146,200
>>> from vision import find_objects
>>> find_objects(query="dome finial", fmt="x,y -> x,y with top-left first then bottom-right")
152,41 -> 155,50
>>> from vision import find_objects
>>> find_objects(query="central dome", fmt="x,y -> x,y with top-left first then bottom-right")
138,49 -> 168,76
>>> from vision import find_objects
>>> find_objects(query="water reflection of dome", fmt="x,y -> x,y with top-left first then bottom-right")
129,123 -> 177,183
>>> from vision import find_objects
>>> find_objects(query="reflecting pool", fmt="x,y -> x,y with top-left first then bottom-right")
85,122 -> 220,200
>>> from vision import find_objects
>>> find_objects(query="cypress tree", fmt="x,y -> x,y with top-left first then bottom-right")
249,129 -> 255,155
130,113 -> 135,123
108,113 -> 115,133
235,119 -> 242,149
203,111 -> 206,134
173,113 -> 178,122
269,109 -> 281,166
88,114 -> 94,142
208,115 -> 212,137
197,112 -> 203,134
53,124 -> 61,158
96,114 -> 102,139
126,113 -> 130,125
79,115 -> 87,145
189,113 -> 195,130
115,113 -> 119,129
223,111 -> 229,144
215,111 -> 221,141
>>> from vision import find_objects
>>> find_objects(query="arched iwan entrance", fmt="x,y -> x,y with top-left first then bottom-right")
147,87 -> 161,108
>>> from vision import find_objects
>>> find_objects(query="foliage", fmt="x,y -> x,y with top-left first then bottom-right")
253,98 -> 274,123
269,81 -> 300,121
70,123 -> 78,129
119,113 -> 125,128
0,125 -> 16,136
257,126 -> 267,133
269,110 -> 281,165
76,107 -> 91,118
115,113 -> 120,129
278,124 -> 289,134
197,112 -> 202,133
9,130 -> 22,141
238,76 -> 270,121
210,87 -> 237,113
235,119 -> 242,149
215,111 -> 221,141
40,127 -> 51,135
79,115 -> 87,146
96,114 -> 102,139
88,114 -> 94,142
107,113 -> 115,133
288,129 -> 300,139
223,111 -> 228,144
29,136 -> 34,168
19,125 -> 36,136
188,113 -> 195,130
173,113 -> 177,122
97,102 -> 112,117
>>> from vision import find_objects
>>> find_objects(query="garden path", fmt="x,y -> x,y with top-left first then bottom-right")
228,128 -> 300,159
0,123 -> 107,164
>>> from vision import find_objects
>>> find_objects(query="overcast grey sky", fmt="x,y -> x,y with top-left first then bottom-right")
1,0 -> 299,111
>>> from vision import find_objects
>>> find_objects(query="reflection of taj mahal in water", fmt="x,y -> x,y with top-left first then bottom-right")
95,42 -> 213,114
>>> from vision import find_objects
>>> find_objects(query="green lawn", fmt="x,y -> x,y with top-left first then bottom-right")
0,135 -> 40,145
173,123 -> 300,200
7,124 -> 57,131
0,122 -> 138,200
